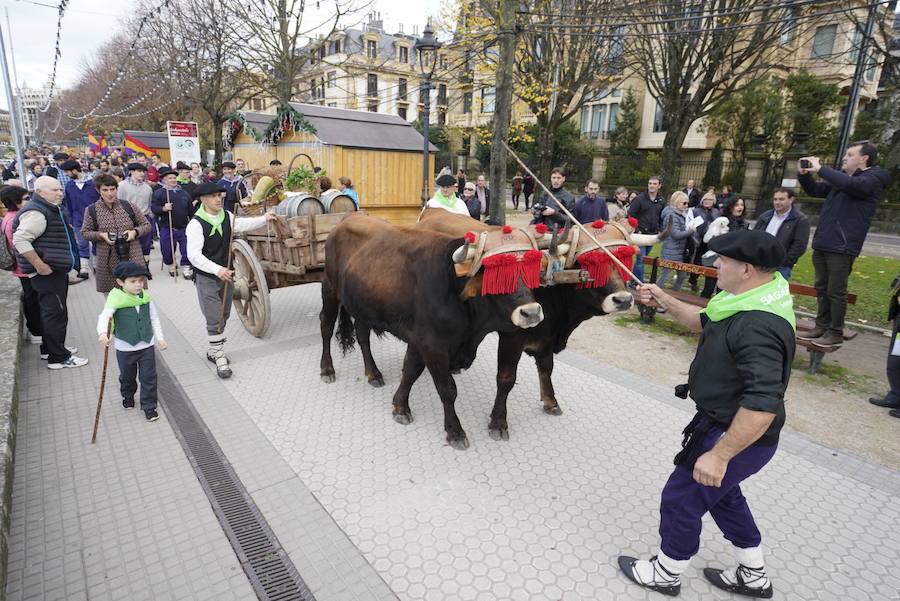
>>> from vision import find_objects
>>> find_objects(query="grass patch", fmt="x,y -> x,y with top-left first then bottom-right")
614,314 -> 699,342
790,355 -> 881,394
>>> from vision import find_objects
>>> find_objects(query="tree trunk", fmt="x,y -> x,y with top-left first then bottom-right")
212,115 -> 225,170
660,122 -> 693,196
487,0 -> 517,225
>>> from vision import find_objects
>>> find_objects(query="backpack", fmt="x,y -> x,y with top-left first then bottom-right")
0,221 -> 16,271
88,200 -> 139,229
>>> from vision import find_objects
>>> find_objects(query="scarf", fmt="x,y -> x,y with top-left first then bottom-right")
161,182 -> 180,192
105,287 -> 152,310
700,273 -> 795,331
195,205 -> 226,236
432,190 -> 459,208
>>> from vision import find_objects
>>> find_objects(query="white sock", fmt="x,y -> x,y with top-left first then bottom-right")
720,546 -> 769,589
632,550 -> 689,586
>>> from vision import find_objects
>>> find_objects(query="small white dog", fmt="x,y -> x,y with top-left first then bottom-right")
702,216 -> 730,259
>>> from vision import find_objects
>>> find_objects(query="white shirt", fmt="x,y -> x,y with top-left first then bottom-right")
426,197 -> 470,216
185,211 -> 268,276
765,210 -> 789,237
96,300 -> 164,352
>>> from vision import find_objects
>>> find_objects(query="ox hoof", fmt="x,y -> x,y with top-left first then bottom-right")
368,376 -> 385,388
543,405 -> 563,416
393,412 -> 413,425
488,427 -> 509,441
446,434 -> 470,450
321,373 -> 336,383
451,368 -> 462,375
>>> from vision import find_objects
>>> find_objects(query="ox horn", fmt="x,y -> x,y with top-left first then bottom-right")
548,228 -> 560,256
630,219 -> 671,246
452,237 -> 477,264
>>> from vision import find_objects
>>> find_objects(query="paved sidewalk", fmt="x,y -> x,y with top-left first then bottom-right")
7,255 -> 900,601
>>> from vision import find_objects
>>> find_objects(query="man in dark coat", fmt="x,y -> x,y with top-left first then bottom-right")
522,173 -> 535,209
683,179 -> 701,208
798,141 -> 892,347
573,179 -> 609,224
623,229 -> 795,599
530,167 -> 575,229
753,188 -> 810,281
627,176 -> 665,284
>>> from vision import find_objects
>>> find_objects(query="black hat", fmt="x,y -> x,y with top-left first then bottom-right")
60,159 -> 81,172
52,152 -> 69,161
126,162 -> 146,171
221,161 -> 236,169
708,229 -> 785,269
193,181 -> 226,198
157,167 -> 177,179
113,261 -> 151,280
175,161 -> 191,171
435,174 -> 456,187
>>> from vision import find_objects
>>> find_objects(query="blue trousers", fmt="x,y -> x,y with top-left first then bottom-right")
633,245 -> 653,284
659,424 -> 777,561
139,216 -> 154,256
777,267 -> 792,280
117,345 -> 157,411
159,227 -> 191,267
72,223 -> 90,259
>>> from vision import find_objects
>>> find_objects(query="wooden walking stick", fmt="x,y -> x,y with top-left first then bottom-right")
165,189 -> 178,282
91,319 -> 113,444
217,210 -> 236,333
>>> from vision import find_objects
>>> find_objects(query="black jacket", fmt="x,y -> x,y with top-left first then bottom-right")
627,191 -> 665,234
688,311 -> 795,446
889,273 -> 900,322
12,193 -> 79,274
799,166 -> 891,256
753,206 -> 811,268
531,187 -> 576,228
683,187 -> 701,207
151,186 -> 194,229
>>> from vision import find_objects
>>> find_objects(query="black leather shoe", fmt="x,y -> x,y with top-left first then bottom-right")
618,556 -> 680,597
889,408 -> 900,418
869,396 -> 900,408
704,567 -> 773,598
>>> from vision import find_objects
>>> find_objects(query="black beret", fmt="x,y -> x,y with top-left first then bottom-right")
193,181 -> 226,198
52,152 -> 69,160
113,261 -> 151,280
435,174 -> 456,187
708,229 -> 786,269
126,162 -> 146,171
175,161 -> 191,171
60,159 -> 81,171
157,167 -> 177,179
221,161 -> 236,169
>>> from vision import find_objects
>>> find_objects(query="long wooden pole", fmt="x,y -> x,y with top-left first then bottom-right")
217,210 -> 236,333
91,319 -> 113,444
501,141 -> 641,285
165,189 -> 177,283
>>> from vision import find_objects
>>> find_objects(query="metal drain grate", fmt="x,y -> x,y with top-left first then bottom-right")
157,361 -> 316,601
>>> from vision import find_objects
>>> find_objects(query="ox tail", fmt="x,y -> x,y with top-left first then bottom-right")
336,305 -> 356,355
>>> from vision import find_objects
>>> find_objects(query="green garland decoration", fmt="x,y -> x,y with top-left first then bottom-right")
223,102 -> 317,149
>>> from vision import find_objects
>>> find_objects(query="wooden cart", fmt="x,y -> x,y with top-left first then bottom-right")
230,211 -> 357,337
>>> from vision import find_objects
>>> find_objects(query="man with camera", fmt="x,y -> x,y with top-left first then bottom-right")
798,141 -> 891,347
530,167 -> 576,229
81,173 -> 151,294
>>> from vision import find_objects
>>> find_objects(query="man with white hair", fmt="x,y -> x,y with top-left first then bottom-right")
12,176 -> 88,369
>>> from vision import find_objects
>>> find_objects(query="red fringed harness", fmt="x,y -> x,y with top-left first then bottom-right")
575,245 -> 637,289
463,228 -> 544,295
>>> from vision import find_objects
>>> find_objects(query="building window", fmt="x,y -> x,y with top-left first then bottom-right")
437,84 -> 447,105
399,46 -> 409,63
398,106 -> 407,120
592,105 -> 606,138
780,7 -> 799,45
318,46 -> 326,60
608,103 -> 620,132
580,107 -> 590,134
331,40 -> 341,54
481,87 -> 495,113
612,89 -> 621,97
327,71 -> 336,88
398,78 -> 407,101
367,40 -> 377,59
328,102 -> 337,108
439,55 -> 448,69
438,109 -> 446,125
368,102 -> 378,112
367,74 -> 378,97
810,24 -> 837,60
251,98 -> 265,111
866,54 -> 878,81
462,92 -> 473,114
652,101 -> 667,132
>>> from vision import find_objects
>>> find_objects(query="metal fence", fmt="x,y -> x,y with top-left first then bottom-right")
602,156 -> 741,190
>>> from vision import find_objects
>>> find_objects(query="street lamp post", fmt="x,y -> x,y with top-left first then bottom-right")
415,23 -> 441,205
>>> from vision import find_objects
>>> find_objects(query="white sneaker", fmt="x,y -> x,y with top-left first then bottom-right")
27,333 -> 42,344
41,346 -> 79,360
47,355 -> 89,369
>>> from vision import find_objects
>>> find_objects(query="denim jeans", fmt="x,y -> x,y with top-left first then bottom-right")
633,245 -> 653,284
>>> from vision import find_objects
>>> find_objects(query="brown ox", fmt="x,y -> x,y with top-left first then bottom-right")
416,209 -> 665,438
319,213 -> 544,449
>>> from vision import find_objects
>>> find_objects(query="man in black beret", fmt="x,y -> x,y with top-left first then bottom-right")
621,229 -> 795,599
217,161 -> 248,214
185,181 -> 276,378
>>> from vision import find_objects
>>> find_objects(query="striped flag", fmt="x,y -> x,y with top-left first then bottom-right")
123,134 -> 153,156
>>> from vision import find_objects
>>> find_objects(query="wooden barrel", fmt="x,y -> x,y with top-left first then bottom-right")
320,190 -> 358,213
275,193 -> 324,217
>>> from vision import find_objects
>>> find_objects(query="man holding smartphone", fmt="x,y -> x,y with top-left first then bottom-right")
797,141 -> 891,347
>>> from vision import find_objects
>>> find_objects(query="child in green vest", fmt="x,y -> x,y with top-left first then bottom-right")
97,261 -> 168,422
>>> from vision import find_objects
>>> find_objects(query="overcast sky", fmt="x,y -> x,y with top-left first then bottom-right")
0,0 -> 442,110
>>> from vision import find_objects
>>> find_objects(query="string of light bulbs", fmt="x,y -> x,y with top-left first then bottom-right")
37,0 -> 70,112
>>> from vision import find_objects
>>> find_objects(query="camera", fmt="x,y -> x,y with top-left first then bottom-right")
800,159 -> 811,169
531,202 -> 547,218
108,232 -> 130,259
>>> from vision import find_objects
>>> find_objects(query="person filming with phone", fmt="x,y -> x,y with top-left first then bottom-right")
797,141 -> 891,347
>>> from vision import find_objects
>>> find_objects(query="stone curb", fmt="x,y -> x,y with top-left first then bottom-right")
0,276 -> 21,601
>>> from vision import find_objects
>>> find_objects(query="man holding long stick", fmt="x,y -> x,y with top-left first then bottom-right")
186,182 -> 275,378
150,168 -> 193,280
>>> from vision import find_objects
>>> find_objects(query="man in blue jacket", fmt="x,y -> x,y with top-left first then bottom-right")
753,188 -> 810,281
61,159 -> 99,280
798,141 -> 891,347
151,168 -> 195,280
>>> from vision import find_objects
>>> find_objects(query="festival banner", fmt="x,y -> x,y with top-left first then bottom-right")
166,121 -> 201,164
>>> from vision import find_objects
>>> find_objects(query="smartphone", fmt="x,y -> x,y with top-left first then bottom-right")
800,159 -> 811,169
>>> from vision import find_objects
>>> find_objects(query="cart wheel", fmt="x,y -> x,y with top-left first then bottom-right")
231,239 -> 271,338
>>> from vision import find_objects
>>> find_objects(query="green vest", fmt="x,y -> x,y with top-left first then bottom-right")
106,289 -> 154,345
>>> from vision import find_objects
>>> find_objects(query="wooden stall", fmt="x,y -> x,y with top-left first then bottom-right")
225,103 -> 435,225
122,130 -> 171,165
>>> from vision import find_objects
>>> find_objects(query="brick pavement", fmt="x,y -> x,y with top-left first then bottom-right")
7,253 -> 900,601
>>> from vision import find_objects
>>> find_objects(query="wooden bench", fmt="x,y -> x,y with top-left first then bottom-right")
638,256 -> 859,374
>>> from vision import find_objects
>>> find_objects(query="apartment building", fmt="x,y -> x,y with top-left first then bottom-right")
18,81 -> 52,145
